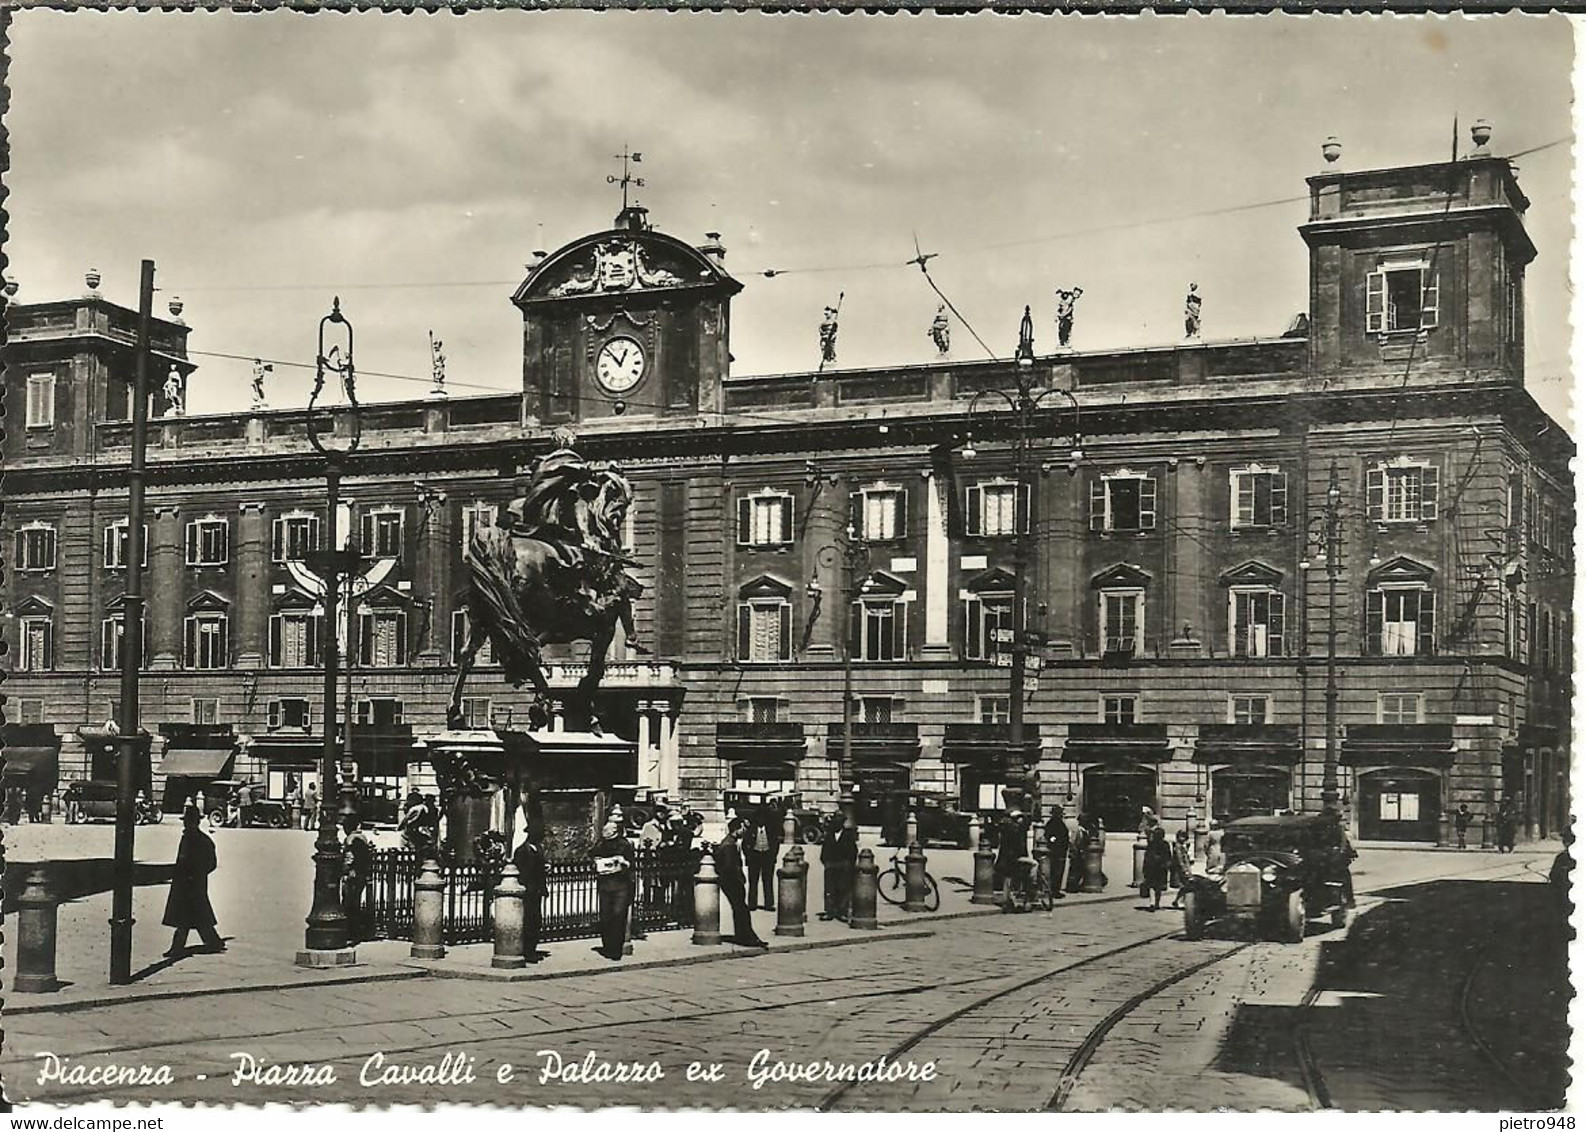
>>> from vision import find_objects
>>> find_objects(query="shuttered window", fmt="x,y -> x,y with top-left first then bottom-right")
101,615 -> 148,670
1101,591 -> 1143,655
16,526 -> 56,572
736,601 -> 791,663
451,609 -> 494,665
271,515 -> 320,562
184,613 -> 230,670
358,610 -> 408,668
461,501 -> 498,553
963,593 -> 1014,661
965,481 -> 1029,537
849,488 -> 907,542
1367,462 -> 1440,524
1367,588 -> 1435,657
1366,263 -> 1438,334
268,612 -> 322,668
19,617 -> 53,672
1230,590 -> 1285,657
361,509 -> 405,558
268,699 -> 312,730
850,600 -> 908,662
26,374 -> 55,428
737,493 -> 794,547
1092,474 -> 1156,532
1230,469 -> 1288,528
185,519 -> 230,566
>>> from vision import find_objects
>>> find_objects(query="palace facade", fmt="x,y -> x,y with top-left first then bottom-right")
2,143 -> 1573,843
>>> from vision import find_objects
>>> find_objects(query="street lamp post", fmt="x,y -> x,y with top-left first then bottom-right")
300,299 -> 363,960
1302,459 -> 1346,815
963,307 -> 1082,805
811,529 -> 870,790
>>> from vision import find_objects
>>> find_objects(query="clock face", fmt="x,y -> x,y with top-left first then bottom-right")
595,336 -> 646,394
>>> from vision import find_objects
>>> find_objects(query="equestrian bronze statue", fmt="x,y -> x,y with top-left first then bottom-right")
447,426 -> 646,732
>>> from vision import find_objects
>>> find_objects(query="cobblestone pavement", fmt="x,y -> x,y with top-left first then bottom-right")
2,847 -> 1561,1110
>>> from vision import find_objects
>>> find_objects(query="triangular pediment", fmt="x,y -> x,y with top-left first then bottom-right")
514,228 -> 742,306
359,583 -> 414,609
857,570 -> 908,599
965,567 -> 1017,594
273,588 -> 320,612
1091,563 -> 1152,590
1221,561 -> 1284,588
187,590 -> 230,612
739,574 -> 793,600
1367,556 -> 1435,585
13,595 -> 54,616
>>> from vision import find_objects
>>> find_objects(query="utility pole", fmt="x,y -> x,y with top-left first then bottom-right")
111,259 -> 155,985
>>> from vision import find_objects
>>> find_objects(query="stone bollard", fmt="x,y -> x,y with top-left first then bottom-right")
904,839 -> 929,912
692,849 -> 722,946
775,845 -> 805,938
850,847 -> 880,930
1481,813 -> 1494,850
491,863 -> 526,970
1131,834 -> 1148,889
971,820 -> 998,905
1437,811 -> 1453,848
1193,815 -> 1209,862
783,810 -> 799,850
794,843 -> 810,923
1033,826 -> 1049,901
410,855 -> 447,960
15,866 -> 59,993
1080,840 -> 1106,893
905,810 -> 920,850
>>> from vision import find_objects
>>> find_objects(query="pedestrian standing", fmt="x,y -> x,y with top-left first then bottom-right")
745,807 -> 780,910
995,806 -> 1030,907
714,818 -> 769,947
304,781 -> 320,831
1044,805 -> 1071,899
164,806 -> 226,955
591,819 -> 635,960
1454,804 -> 1473,850
1067,817 -> 1091,893
1204,820 -> 1225,873
1142,826 -> 1172,911
513,832 -> 549,962
1169,829 -> 1193,909
340,814 -> 376,944
286,777 -> 303,832
819,810 -> 859,921
1497,800 -> 1518,853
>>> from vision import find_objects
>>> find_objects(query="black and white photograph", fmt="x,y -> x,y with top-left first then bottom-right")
0,9 -> 1576,1116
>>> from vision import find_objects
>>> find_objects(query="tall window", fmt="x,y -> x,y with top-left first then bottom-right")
1230,694 -> 1271,725
851,599 -> 907,662
737,600 -> 791,663
461,500 -> 498,552
185,518 -> 230,566
850,487 -> 907,543
965,480 -> 1029,538
1366,261 -> 1438,334
357,608 -> 408,668
1100,590 -> 1144,655
192,699 -> 220,725
1229,467 -> 1288,528
269,610 -> 322,668
977,696 -> 1011,725
184,612 -> 229,669
459,697 -> 492,729
1230,589 -> 1285,657
18,616 -> 53,672
271,514 -> 321,562
451,609 -> 494,665
1367,461 -> 1440,524
104,521 -> 149,569
854,697 -> 893,724
737,491 -> 794,548
357,698 -> 404,727
1367,587 -> 1435,657
16,524 -> 57,572
268,698 -> 312,730
747,697 -> 781,724
26,373 -> 54,428
963,592 -> 1014,661
361,508 -> 405,559
1101,695 -> 1138,724
100,613 -> 148,670
1377,693 -> 1423,724
1091,472 -> 1157,533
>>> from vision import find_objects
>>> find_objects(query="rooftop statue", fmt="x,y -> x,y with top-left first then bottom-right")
448,425 -> 646,733
1185,283 -> 1203,340
1054,287 -> 1083,349
929,305 -> 951,356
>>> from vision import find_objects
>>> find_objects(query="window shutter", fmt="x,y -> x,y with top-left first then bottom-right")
1418,590 -> 1436,655
737,497 -> 752,546
849,493 -> 864,539
1233,474 -> 1253,526
964,598 -> 981,659
359,613 -> 374,668
892,601 -> 908,660
1139,477 -> 1157,530
737,603 -> 751,660
779,497 -> 794,544
849,602 -> 863,660
1270,473 -> 1288,527
42,623 -> 53,670
965,485 -> 982,538
1366,467 -> 1385,521
359,512 -> 373,554
271,518 -> 284,561
101,621 -> 112,669
1421,267 -> 1439,329
894,490 -> 908,539
1089,479 -> 1106,532
1233,593 -> 1250,657
1017,483 -> 1032,535
1366,270 -> 1386,334
395,613 -> 408,666
1365,590 -> 1384,656
778,603 -> 792,662
184,617 -> 196,668
185,523 -> 198,564
268,700 -> 282,730
217,618 -> 229,667
1270,593 -> 1286,656
269,617 -> 282,667
104,525 -> 115,567
451,610 -> 465,660
1420,465 -> 1440,521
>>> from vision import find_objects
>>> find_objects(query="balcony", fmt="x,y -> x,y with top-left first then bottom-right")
1193,723 -> 1303,766
824,722 -> 921,763
1341,724 -> 1455,768
1062,722 -> 1172,764
941,723 -> 1042,765
715,722 -> 807,762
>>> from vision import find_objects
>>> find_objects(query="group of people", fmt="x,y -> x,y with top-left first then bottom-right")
1455,801 -> 1522,852
992,803 -> 1110,907
397,791 -> 443,854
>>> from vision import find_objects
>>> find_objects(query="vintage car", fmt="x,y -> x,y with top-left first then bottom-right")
202,780 -> 293,828
881,792 -> 977,849
722,789 -> 825,844
356,781 -> 404,828
1181,813 -> 1354,943
63,780 -> 120,824
608,785 -> 674,833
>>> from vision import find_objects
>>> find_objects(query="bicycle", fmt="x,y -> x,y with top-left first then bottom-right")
1004,855 -> 1054,913
875,851 -> 941,912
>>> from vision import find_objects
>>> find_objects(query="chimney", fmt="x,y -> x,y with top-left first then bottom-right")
700,231 -> 727,266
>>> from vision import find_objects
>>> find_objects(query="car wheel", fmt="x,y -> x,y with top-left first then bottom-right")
1280,889 -> 1306,944
271,811 -> 289,829
1183,889 -> 1207,940
207,808 -> 226,828
801,824 -> 823,845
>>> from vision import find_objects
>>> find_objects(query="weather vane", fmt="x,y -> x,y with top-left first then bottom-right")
608,147 -> 646,212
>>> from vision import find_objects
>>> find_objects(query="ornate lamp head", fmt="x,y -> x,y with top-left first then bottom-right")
168,296 -> 184,319
1016,305 -> 1035,368
307,297 -> 359,458
1471,119 -> 1494,151
1322,136 -> 1342,165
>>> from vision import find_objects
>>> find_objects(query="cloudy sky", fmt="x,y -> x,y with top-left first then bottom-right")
7,12 -> 1576,424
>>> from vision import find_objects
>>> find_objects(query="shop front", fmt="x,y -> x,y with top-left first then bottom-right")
1063,723 -> 1171,833
827,722 -> 920,826
1342,724 -> 1455,843
1193,723 -> 1301,823
155,724 -> 239,814
0,723 -> 60,821
942,723 -> 1043,815
714,721 -> 807,818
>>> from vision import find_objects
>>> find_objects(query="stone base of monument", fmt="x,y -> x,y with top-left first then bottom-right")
294,948 -> 359,969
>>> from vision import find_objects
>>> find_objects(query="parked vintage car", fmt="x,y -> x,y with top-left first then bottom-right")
1181,813 -> 1355,943
202,780 -> 292,829
881,792 -> 977,849
608,785 -> 674,833
722,789 -> 825,844
356,781 -> 404,828
63,780 -> 120,824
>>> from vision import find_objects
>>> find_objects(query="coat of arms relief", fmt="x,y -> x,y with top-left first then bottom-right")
549,239 -> 684,297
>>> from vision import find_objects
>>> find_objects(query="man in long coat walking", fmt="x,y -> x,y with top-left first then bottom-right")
715,818 -> 769,948
164,807 -> 225,955
1044,805 -> 1071,899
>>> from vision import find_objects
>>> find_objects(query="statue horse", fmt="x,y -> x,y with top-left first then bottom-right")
447,470 -> 639,732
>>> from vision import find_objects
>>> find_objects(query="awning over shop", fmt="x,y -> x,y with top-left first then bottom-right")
2,748 -> 59,779
1062,723 -> 1172,764
825,722 -> 921,763
715,722 -> 807,763
941,723 -> 1042,765
1193,724 -> 1302,766
248,735 -> 325,767
1340,724 -> 1456,769
158,749 -> 235,779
